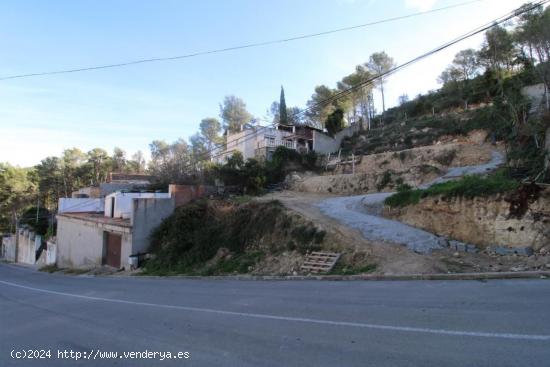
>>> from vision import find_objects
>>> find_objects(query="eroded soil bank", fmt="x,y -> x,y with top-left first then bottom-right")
288,141 -> 503,195
384,185 -> 550,253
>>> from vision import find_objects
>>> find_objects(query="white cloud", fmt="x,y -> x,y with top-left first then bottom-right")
405,0 -> 438,11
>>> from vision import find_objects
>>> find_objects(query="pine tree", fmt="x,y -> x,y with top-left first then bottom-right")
279,86 -> 289,126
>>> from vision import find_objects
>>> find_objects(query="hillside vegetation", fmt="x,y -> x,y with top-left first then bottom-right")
143,200 -> 329,275
384,171 -> 520,208
341,107 -> 496,155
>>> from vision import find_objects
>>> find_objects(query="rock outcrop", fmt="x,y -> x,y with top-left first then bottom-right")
384,186 -> 550,252
288,142 -> 501,195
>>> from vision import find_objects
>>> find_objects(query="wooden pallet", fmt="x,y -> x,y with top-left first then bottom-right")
300,252 -> 341,274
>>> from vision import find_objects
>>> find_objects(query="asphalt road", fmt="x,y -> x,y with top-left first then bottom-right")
1,264 -> 549,367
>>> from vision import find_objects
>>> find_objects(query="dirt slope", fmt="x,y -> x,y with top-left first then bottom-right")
259,191 -> 444,275
288,141 -> 503,195
263,191 -> 550,275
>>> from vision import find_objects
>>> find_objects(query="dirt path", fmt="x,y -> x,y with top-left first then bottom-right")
315,150 -> 505,254
261,191 -> 444,274
260,150 -> 507,274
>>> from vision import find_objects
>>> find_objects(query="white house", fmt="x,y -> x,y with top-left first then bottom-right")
213,122 -> 360,163
56,191 -> 175,270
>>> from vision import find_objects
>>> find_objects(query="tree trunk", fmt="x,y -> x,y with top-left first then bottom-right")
381,82 -> 386,113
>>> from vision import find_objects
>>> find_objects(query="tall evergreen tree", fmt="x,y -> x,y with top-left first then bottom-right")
219,95 -> 253,133
279,86 -> 288,126
366,51 -> 395,114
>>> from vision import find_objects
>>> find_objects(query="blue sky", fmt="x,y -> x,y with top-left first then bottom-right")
0,0 -> 526,166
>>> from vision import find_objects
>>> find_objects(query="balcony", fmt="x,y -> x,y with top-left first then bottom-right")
258,139 -> 296,150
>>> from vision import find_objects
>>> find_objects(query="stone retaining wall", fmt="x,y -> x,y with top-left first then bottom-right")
384,187 -> 550,252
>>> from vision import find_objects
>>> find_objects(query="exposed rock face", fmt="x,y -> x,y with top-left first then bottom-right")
384,188 -> 550,251
288,142 -> 500,195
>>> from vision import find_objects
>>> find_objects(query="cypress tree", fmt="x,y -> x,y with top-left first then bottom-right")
279,86 -> 289,126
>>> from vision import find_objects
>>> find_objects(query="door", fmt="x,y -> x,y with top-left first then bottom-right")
105,232 -> 122,268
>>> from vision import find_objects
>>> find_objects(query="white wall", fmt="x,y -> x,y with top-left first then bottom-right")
59,198 -> 104,213
56,217 -> 104,268
131,198 -> 175,255
46,241 -> 57,265
56,216 -> 133,269
104,192 -> 170,219
313,124 -> 359,154
1,235 -> 16,261
36,241 -> 56,267
16,229 -> 41,264
221,129 -> 259,161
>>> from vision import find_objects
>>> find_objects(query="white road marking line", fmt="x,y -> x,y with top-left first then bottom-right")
1,279 -> 549,341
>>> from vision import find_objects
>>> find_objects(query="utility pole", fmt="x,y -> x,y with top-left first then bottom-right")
13,210 -> 19,263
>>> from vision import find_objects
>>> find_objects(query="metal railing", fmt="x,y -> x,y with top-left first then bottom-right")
257,139 -> 295,150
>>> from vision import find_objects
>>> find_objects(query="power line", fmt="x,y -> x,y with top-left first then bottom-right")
0,0 -> 484,81
286,0 -> 550,124
29,0 -> 549,216
26,0 -> 550,187
195,0 -> 550,166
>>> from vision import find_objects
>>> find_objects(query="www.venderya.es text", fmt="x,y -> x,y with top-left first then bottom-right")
11,349 -> 190,361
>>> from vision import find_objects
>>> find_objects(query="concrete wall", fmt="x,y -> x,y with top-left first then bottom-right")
59,198 -> 104,213
36,241 -> 56,266
104,192 -> 170,219
1,235 -> 16,261
223,129 -> 258,161
56,216 -> 132,269
16,228 -> 41,264
46,240 -> 56,265
131,198 -> 175,256
313,124 -> 359,154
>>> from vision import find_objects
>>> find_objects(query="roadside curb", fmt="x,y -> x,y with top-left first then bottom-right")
4,263 -> 549,281
126,271 -> 550,281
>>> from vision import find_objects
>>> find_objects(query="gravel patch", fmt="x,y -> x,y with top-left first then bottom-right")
316,150 -> 504,254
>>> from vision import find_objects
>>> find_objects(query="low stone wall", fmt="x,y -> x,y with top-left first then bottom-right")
1,235 -> 16,261
383,186 -> 550,252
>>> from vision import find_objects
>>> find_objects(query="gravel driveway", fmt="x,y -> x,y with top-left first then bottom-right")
316,151 -> 504,254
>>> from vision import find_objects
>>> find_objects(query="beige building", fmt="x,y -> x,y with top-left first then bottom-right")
214,122 -> 360,163
56,192 -> 174,270
55,185 -> 211,270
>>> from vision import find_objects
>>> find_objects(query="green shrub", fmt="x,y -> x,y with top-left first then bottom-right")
39,264 -> 59,273
325,108 -> 345,136
384,172 -> 519,207
422,172 -> 519,199
208,251 -> 265,275
19,207 -> 50,236
384,188 -> 423,207
144,200 -> 325,274
376,171 -> 393,191
330,263 -> 377,275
